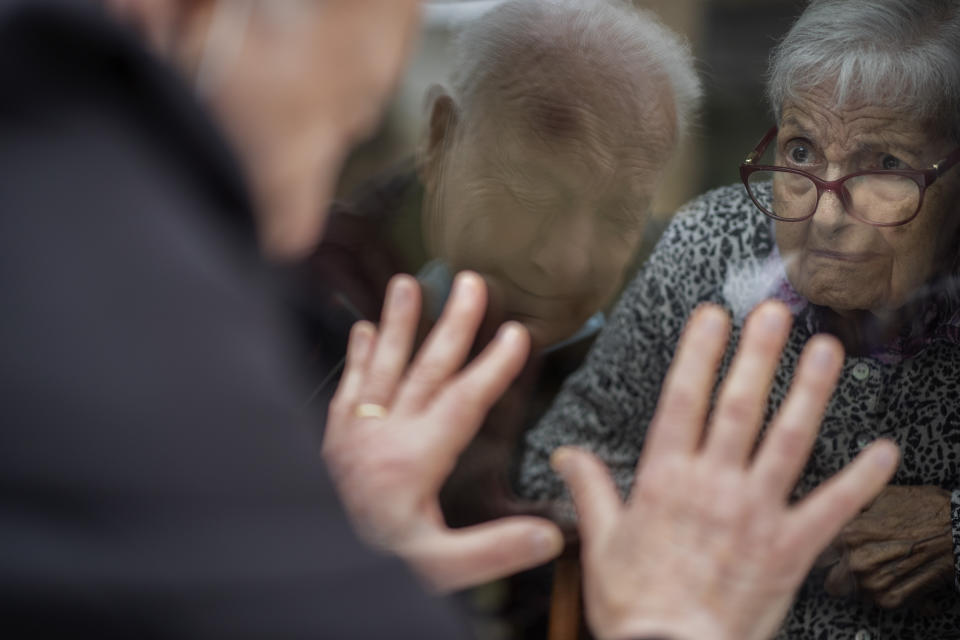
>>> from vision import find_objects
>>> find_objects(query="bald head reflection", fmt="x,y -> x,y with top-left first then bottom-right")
420,0 -> 701,349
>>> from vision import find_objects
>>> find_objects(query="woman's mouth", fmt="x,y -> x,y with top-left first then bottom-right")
809,249 -> 879,263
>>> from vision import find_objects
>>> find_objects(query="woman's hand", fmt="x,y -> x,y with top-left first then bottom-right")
824,484 -> 954,609
552,302 -> 901,640
321,272 -> 564,593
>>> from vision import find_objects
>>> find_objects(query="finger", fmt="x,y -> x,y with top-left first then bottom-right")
393,272 -> 487,413
874,563 -> 945,609
362,275 -> 421,406
855,535 -> 950,592
326,321 -> 377,432
858,562 -> 914,594
704,302 -> 792,465
551,447 -> 622,547
859,567 -> 898,593
786,440 -> 899,562
824,554 -> 857,598
642,305 -> 730,462
406,517 -> 564,593
432,322 -> 530,459
814,539 -> 844,568
751,336 -> 844,497
847,541 -> 912,573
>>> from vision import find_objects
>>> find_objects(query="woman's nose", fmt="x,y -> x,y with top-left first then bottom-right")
529,214 -> 593,288
811,188 -> 849,228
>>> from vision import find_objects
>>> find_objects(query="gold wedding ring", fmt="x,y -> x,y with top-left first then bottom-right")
354,403 -> 389,419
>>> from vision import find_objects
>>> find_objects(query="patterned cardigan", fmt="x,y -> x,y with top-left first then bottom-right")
517,183 -> 960,639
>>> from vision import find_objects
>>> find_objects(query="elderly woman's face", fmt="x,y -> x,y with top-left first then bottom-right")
774,88 -> 960,313
426,113 -> 668,348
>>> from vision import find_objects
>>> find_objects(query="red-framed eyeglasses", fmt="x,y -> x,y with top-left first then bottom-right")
739,126 -> 960,227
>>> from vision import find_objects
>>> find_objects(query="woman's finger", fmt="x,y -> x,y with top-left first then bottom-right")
361,274 -> 421,407
642,305 -> 730,463
326,321 -> 377,433
823,553 -> 857,598
393,272 -> 487,413
786,440 -> 899,565
751,336 -> 843,497
704,302 -> 792,466
552,447 -> 622,547
874,564 -> 942,609
856,552 -> 916,593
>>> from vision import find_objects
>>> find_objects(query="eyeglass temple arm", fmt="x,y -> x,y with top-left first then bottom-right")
933,146 -> 960,176
744,126 -> 779,165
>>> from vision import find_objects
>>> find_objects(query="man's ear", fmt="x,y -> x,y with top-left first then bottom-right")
417,85 -> 460,188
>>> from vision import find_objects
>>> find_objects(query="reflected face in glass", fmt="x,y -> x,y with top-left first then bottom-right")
772,90 -> 960,313
425,113 -> 665,349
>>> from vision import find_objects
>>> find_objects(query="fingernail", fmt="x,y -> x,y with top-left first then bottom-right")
497,322 -> 523,344
390,277 -> 413,308
872,442 -> 899,469
700,307 -> 727,334
454,272 -> 480,298
532,527 -> 564,558
758,304 -> 789,332
810,338 -> 839,370
352,324 -> 370,345
550,447 -> 574,475
351,321 -> 373,347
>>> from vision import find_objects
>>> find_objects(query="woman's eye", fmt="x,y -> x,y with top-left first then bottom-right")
781,140 -> 816,166
789,145 -> 811,164
881,154 -> 904,170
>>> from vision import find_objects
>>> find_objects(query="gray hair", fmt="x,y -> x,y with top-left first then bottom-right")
448,0 -> 702,141
768,0 -> 960,143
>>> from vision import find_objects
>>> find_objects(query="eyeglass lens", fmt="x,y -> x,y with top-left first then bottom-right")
747,171 -> 921,224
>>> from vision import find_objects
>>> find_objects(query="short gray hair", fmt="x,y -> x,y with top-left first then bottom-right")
449,0 -> 702,141
768,0 -> 960,143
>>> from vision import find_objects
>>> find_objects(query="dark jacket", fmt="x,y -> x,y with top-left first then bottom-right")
0,1 -> 467,636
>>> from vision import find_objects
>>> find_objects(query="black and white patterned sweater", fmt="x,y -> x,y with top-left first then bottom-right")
518,183 -> 960,639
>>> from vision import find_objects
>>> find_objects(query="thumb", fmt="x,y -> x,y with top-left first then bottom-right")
405,517 -> 564,593
551,447 -> 622,547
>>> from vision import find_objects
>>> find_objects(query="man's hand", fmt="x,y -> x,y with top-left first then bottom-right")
552,302 -> 901,640
824,485 -> 954,610
322,272 -> 564,593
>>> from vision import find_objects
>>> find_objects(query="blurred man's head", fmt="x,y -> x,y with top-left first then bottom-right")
418,0 -> 700,348
104,0 -> 422,259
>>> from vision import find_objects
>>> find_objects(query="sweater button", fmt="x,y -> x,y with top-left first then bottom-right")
852,362 -> 871,381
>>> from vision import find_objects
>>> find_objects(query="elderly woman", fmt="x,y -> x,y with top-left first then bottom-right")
519,0 -> 960,637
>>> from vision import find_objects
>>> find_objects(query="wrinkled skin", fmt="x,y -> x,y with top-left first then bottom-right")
823,485 -> 954,610
419,82 -> 675,349
774,87 -> 960,314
